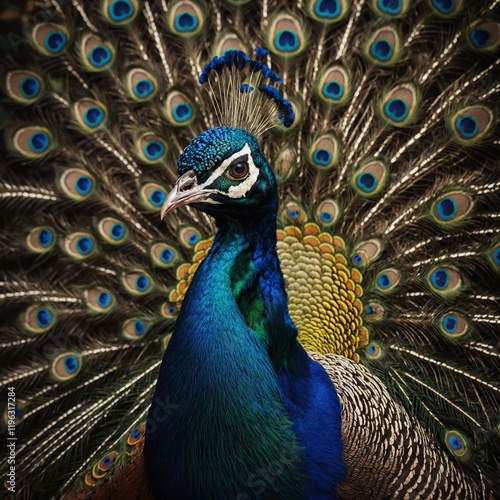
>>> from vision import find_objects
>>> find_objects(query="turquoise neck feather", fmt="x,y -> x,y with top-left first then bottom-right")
145,195 -> 345,498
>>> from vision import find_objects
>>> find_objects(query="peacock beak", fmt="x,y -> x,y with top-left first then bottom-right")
161,170 -> 214,219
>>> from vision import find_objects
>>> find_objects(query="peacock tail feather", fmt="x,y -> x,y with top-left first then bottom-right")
0,0 -> 499,497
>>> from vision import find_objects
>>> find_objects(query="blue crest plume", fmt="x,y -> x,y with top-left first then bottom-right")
199,48 -> 294,136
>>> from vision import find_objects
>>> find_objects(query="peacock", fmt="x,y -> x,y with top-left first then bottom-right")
1,0 -> 499,497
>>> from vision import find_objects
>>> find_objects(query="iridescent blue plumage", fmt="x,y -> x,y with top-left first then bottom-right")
146,127 -> 345,498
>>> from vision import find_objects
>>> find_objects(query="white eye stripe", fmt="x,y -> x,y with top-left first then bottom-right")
198,143 -> 259,199
227,147 -> 259,199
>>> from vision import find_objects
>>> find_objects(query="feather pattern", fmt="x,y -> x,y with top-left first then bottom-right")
0,0 -> 499,497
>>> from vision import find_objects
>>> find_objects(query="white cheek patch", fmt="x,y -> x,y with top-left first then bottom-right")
177,143 -> 259,205
199,143 -> 259,200
227,148 -> 259,199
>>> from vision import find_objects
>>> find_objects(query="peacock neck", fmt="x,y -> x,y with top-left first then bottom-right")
144,197 -> 307,498
218,196 -> 300,365
146,194 -> 345,498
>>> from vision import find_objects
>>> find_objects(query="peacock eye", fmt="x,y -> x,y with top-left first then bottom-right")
227,162 -> 249,180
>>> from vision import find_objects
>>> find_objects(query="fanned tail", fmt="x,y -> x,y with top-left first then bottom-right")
1,0 -> 499,496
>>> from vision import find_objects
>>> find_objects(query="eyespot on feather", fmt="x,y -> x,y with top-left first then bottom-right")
63,232 -> 97,260
161,302 -> 178,319
26,226 -> 56,253
315,199 -> 340,227
375,268 -> 400,292
306,0 -> 350,24
80,34 -> 115,71
281,201 -> 307,224
11,126 -> 55,159
135,132 -> 169,164
430,191 -> 473,225
58,168 -> 96,201
51,352 -> 82,381
365,341 -> 384,360
139,182 -> 168,211
97,217 -> 129,244
486,241 -> 500,273
352,239 -> 383,267
121,269 -> 155,295
31,23 -> 69,56
306,133 -> 340,171
364,26 -> 402,66
379,83 -> 419,127
162,90 -> 196,126
84,287 -> 117,313
370,0 -> 411,18
92,451 -> 120,479
426,265 -> 463,297
444,430 -> 473,464
364,301 -> 386,321
125,68 -> 159,101
20,304 -> 57,334
73,98 -> 107,132
122,318 -> 151,340
352,159 -> 388,197
178,226 -> 202,249
267,12 -> 307,58
5,70 -> 44,104
150,242 -> 179,268
427,0 -> 464,17
167,0 -> 205,37
449,105 -> 494,145
316,64 -> 351,106
126,424 -> 145,448
437,311 -> 469,339
102,0 -> 139,25
467,21 -> 500,52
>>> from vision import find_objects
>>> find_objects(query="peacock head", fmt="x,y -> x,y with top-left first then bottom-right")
161,126 -> 277,222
